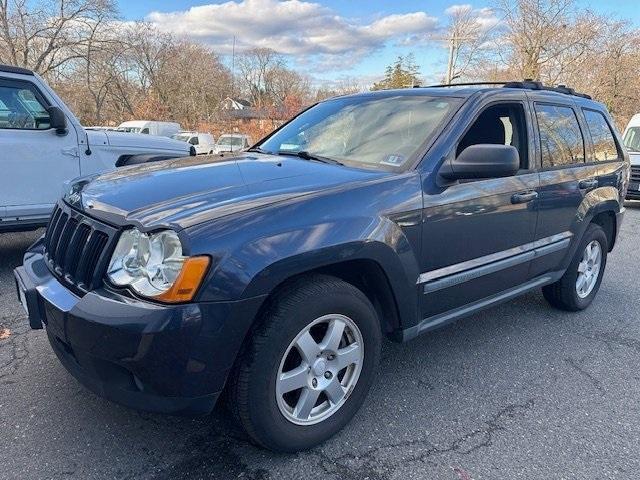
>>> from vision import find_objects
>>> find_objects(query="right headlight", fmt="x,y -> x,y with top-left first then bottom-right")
107,228 -> 210,303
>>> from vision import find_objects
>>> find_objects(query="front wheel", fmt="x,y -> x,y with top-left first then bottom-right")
542,223 -> 608,311
227,275 -> 381,452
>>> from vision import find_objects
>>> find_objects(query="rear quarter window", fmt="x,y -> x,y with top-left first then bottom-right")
582,109 -> 619,161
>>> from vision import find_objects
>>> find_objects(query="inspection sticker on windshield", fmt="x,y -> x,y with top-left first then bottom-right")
381,154 -> 405,166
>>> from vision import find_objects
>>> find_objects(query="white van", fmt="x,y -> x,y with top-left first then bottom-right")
0,64 -> 193,232
117,120 -> 181,138
215,133 -> 251,153
172,131 -> 217,155
623,115 -> 640,200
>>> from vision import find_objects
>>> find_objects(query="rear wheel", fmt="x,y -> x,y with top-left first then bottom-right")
542,223 -> 608,311
227,275 -> 381,452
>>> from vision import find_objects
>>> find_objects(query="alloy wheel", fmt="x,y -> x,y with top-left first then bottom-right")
275,314 -> 364,425
576,240 -> 602,298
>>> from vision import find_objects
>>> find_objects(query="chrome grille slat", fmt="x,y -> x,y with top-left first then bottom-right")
630,166 -> 640,183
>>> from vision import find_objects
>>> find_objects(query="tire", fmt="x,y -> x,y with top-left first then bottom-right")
542,223 -> 608,311
227,274 -> 381,452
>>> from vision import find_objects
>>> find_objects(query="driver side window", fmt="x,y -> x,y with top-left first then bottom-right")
0,84 -> 50,130
457,103 -> 528,170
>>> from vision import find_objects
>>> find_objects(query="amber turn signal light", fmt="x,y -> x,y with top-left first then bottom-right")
154,256 -> 210,303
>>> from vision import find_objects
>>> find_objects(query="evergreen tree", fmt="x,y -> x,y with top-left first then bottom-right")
371,54 -> 421,90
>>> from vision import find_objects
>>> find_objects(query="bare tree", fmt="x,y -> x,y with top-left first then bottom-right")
441,5 -> 496,83
0,0 -> 116,75
495,0 -> 599,81
236,47 -> 285,107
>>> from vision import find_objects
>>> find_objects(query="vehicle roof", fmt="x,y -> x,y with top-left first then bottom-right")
0,64 -> 34,76
335,85 -> 607,110
626,114 -> 640,128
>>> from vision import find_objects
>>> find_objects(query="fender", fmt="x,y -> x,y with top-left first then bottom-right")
559,185 -> 622,271
193,212 -> 423,329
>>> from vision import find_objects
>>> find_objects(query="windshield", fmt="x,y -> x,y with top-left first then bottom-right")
218,136 -> 244,146
624,127 -> 640,152
172,133 -> 192,142
119,126 -> 142,133
258,95 -> 460,170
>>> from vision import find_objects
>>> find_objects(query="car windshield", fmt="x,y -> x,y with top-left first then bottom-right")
258,94 -> 460,170
218,136 -> 244,146
172,133 -> 192,142
119,126 -> 142,133
624,127 -> 640,152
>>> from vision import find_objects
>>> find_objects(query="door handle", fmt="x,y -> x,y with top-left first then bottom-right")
578,179 -> 599,190
511,191 -> 538,204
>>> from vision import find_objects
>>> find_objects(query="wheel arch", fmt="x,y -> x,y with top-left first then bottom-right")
238,245 -> 418,341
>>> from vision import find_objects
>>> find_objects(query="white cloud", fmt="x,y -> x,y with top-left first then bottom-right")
146,0 -> 438,69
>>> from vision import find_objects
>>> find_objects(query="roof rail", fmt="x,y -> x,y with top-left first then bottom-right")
0,64 -> 34,76
425,79 -> 592,100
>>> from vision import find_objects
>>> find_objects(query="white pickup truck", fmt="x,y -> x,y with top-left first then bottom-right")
0,64 -> 194,232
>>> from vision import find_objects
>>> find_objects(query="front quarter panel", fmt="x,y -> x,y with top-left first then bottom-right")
187,172 -> 424,326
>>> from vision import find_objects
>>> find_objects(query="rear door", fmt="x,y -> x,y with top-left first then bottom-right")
0,78 -> 80,224
528,100 -> 599,278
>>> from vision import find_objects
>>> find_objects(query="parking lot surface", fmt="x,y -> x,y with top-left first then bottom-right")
1,206 -> 640,480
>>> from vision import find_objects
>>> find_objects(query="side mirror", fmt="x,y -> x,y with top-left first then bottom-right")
46,106 -> 67,135
440,144 -> 520,180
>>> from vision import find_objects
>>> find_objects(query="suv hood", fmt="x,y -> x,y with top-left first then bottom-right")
89,130 -> 190,153
69,154 -> 388,230
629,152 -> 640,166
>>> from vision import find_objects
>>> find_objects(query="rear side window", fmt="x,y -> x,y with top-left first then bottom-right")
535,104 -> 585,168
583,109 -> 619,161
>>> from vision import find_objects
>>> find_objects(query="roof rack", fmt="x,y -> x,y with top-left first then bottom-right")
0,64 -> 34,76
425,80 -> 591,100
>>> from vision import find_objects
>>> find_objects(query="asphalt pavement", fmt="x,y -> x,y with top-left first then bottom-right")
1,206 -> 640,480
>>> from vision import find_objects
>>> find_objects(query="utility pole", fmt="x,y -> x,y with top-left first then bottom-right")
443,33 -> 476,84
231,35 -> 236,97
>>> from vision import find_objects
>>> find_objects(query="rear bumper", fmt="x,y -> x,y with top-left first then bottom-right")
14,244 -> 266,415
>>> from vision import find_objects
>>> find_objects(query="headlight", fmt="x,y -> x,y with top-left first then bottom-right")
107,228 -> 209,303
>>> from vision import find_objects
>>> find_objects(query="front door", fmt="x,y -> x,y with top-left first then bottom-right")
419,101 -> 540,322
0,78 -> 80,224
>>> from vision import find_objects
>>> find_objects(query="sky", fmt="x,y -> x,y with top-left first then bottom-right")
115,0 -> 640,86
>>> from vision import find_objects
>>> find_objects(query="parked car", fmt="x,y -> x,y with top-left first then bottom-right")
172,131 -> 216,155
215,133 -> 251,153
622,114 -> 640,200
0,64 -> 194,232
15,81 -> 628,452
117,120 -> 181,138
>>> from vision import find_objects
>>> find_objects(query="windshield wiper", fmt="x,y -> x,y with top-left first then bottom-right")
278,150 -> 344,166
247,146 -> 272,154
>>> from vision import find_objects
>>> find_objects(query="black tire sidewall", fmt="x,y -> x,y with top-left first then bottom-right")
243,282 -> 381,452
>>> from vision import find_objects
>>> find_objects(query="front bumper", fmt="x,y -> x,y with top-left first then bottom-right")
625,189 -> 640,200
14,243 -> 266,415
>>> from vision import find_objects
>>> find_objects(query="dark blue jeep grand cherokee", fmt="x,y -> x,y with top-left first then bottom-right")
15,82 -> 629,452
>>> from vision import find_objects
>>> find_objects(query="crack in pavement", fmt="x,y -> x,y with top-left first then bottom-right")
581,329 -> 640,355
311,400 -> 535,480
147,420 -> 270,480
564,357 -> 605,394
0,314 -> 32,380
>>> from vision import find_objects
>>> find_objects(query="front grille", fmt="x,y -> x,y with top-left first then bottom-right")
44,202 -> 116,295
631,166 -> 640,183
